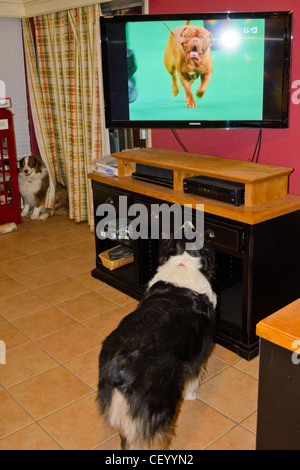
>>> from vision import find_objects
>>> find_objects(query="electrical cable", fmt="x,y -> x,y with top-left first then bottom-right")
251,128 -> 262,163
171,129 -> 189,152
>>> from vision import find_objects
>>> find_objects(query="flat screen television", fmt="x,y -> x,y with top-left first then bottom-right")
100,11 -> 292,129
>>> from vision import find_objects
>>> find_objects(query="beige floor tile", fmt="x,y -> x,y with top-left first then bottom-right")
97,436 -> 121,450
0,343 -> 57,388
65,348 -> 99,391
0,291 -> 50,321
211,343 -> 241,364
206,425 -> 256,450
0,423 -> 61,450
241,412 -> 257,434
9,366 -> 91,419
53,256 -> 95,277
203,354 -> 229,382
33,246 -> 79,265
17,238 -> 61,255
47,216 -> 81,229
0,270 -> 8,281
0,278 -> 28,300
73,271 -> 106,290
51,230 -> 92,246
33,278 -> 89,304
57,291 -> 119,322
172,399 -> 235,450
14,219 -> 42,232
12,266 -> 67,289
0,246 -> 26,262
66,239 -> 95,256
36,324 -> 101,363
0,323 -> 29,350
2,230 -> 44,245
234,356 -> 260,378
12,306 -> 76,341
69,221 -> 92,234
32,224 -> 73,238
0,256 -> 46,277
198,367 -> 258,422
122,299 -> 139,313
0,239 -> 9,250
83,306 -> 128,338
0,390 -> 33,439
39,394 -> 116,450
97,284 -> 135,305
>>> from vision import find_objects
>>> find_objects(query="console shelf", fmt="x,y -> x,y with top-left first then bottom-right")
114,147 -> 293,207
90,147 -> 300,225
88,148 -> 300,359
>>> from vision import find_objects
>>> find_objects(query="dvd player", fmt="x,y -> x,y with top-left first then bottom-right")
183,175 -> 245,206
132,164 -> 173,188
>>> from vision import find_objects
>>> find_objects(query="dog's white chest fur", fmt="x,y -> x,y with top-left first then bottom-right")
19,171 -> 45,205
148,252 -> 217,307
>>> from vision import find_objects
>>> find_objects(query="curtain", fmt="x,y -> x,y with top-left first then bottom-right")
22,4 -> 106,226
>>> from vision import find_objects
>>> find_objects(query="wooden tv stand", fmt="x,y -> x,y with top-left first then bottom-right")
89,148 -> 300,359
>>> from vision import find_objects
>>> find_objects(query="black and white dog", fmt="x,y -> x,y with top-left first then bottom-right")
18,155 -> 49,220
97,232 -> 217,450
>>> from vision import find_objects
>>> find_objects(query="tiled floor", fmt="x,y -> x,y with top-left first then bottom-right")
0,215 -> 258,450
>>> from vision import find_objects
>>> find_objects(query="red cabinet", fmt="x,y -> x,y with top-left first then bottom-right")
0,109 -> 21,225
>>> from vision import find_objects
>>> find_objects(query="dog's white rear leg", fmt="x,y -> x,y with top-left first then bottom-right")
21,204 -> 30,217
184,376 -> 201,400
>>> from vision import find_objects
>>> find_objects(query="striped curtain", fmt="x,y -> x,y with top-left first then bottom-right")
22,4 -> 106,226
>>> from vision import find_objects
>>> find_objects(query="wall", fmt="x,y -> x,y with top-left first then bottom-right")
0,18 -> 31,159
149,0 -> 300,195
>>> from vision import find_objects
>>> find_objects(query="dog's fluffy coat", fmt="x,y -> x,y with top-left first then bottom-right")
97,237 -> 217,450
18,155 -> 49,220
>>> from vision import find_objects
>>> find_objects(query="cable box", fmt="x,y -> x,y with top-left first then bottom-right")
132,164 -> 173,188
183,175 -> 245,206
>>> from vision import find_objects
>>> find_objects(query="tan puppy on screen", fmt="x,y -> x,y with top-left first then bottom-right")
164,21 -> 213,108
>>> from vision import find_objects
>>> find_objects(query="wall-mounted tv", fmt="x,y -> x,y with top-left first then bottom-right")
100,11 -> 292,129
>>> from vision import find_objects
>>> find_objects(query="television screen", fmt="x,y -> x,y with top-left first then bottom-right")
100,11 -> 292,129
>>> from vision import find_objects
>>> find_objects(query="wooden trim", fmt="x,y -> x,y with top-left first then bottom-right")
256,299 -> 300,352
113,148 -> 293,182
117,159 -> 136,178
88,171 -> 300,225
113,148 -> 293,208
244,175 -> 289,207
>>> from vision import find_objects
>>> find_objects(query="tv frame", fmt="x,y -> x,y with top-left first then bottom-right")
100,11 -> 292,129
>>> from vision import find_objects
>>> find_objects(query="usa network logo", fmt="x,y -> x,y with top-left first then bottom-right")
243,27 -> 258,34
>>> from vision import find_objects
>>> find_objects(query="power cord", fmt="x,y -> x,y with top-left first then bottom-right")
251,128 -> 262,163
171,129 -> 189,152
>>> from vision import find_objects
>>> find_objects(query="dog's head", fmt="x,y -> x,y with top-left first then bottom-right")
179,26 -> 212,61
19,155 -> 44,177
159,227 -> 216,281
